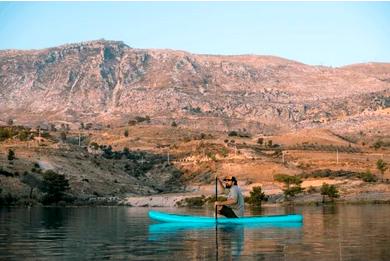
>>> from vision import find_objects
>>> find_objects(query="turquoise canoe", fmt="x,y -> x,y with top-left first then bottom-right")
148,210 -> 303,224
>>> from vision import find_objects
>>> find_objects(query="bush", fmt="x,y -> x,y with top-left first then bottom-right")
8,149 -> 15,161
228,131 -> 238,137
284,186 -> 304,199
90,142 -> 99,150
219,147 -> 228,157
359,170 -> 377,182
245,186 -> 268,206
124,129 -> 129,137
274,174 -> 303,201
320,183 -> 339,202
274,174 -> 302,186
376,159 -> 388,182
176,196 -> 205,207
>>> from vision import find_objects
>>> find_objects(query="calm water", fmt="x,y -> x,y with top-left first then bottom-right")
1,205 -> 390,260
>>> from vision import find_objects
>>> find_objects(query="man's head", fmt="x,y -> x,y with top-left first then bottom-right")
223,176 -> 237,188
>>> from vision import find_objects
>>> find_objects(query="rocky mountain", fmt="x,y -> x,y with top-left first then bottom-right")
0,40 -> 389,134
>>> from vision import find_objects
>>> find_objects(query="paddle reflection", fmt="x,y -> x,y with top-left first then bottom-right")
148,222 -> 303,259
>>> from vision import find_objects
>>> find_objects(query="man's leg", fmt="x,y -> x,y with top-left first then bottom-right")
217,205 -> 238,218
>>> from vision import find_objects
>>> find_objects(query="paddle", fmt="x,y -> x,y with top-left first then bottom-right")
215,176 -> 218,223
215,175 -> 219,261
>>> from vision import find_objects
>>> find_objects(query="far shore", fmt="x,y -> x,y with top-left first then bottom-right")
121,180 -> 390,207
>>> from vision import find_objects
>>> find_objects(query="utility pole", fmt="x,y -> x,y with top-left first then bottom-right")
167,150 -> 170,165
336,149 -> 339,165
78,131 -> 81,147
282,151 -> 285,163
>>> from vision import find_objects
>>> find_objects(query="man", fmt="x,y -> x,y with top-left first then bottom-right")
214,176 -> 245,218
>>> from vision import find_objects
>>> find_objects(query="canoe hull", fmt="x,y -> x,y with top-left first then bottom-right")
148,210 -> 303,224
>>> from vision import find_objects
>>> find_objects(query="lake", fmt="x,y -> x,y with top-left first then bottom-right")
1,205 -> 390,260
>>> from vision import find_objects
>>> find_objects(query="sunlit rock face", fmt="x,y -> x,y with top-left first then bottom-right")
0,40 -> 389,133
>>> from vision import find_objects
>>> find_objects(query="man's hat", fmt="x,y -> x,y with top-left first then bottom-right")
223,176 -> 237,182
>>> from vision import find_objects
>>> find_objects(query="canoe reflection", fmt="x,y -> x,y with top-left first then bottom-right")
148,222 -> 303,259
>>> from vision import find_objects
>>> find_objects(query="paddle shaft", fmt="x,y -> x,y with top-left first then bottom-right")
215,177 -> 218,222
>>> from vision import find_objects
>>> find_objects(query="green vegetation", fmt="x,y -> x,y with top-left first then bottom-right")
41,170 -> 71,204
228,131 -> 238,137
320,183 -> 339,203
219,147 -> 228,157
134,115 -> 151,123
8,149 -> 15,161
0,126 -> 33,141
60,132 -> 67,142
376,159 -> 388,182
300,169 -> 378,182
274,174 -> 303,200
245,186 -> 268,207
176,196 -> 206,207
21,172 -> 42,199
359,170 -> 377,183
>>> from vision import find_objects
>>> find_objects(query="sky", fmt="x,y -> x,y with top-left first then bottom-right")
0,1 -> 389,67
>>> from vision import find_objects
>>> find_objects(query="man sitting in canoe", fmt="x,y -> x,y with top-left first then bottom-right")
214,176 -> 245,218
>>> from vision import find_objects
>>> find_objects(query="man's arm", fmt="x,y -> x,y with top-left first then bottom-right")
215,187 -> 238,206
215,198 -> 237,206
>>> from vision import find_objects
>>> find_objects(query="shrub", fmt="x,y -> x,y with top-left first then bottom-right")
373,140 -> 383,150
228,131 -> 238,137
284,186 -> 304,199
90,142 -> 99,150
257,138 -> 264,145
320,183 -> 339,202
376,159 -> 388,182
274,174 -> 303,200
8,149 -> 15,161
220,147 -> 228,157
176,196 -> 205,207
171,121 -> 177,127
60,132 -> 67,142
245,186 -> 267,206
124,129 -> 129,137
359,170 -> 377,182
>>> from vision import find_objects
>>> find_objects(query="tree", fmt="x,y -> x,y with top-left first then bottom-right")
257,137 -> 264,145
268,140 -> 273,147
60,132 -> 67,142
171,121 -> 177,127
274,174 -> 303,201
376,159 -> 388,182
21,172 -> 42,199
8,149 -> 15,161
246,186 -> 267,207
41,170 -> 70,204
320,183 -> 339,203
124,129 -> 129,137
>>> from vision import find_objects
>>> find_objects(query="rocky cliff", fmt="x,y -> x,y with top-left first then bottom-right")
1,40 -> 389,133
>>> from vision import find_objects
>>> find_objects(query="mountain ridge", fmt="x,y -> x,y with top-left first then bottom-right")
0,40 -> 389,134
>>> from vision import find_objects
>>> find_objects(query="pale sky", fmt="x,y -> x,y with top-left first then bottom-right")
0,2 -> 389,66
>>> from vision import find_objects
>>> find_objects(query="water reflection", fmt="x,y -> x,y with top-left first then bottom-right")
149,221 -> 303,260
1,205 -> 390,260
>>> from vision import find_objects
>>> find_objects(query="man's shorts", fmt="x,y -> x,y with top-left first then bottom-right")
218,205 -> 238,218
